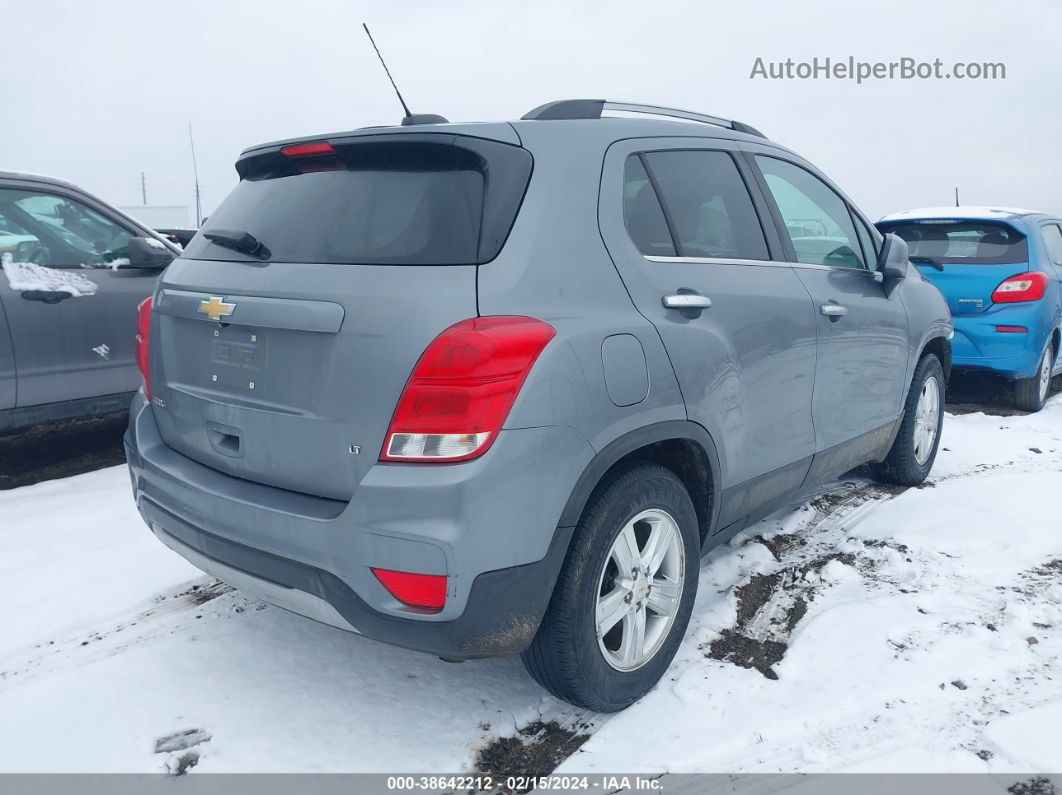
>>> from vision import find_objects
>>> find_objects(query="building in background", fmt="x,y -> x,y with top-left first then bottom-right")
118,205 -> 191,229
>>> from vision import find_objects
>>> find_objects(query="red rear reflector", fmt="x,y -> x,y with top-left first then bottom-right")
381,316 -> 556,463
372,568 -> 446,610
991,272 -> 1048,303
280,141 -> 336,157
995,325 -> 1027,333
136,296 -> 153,399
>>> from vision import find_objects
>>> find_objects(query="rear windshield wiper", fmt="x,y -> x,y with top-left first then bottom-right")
909,255 -> 944,271
203,228 -> 271,260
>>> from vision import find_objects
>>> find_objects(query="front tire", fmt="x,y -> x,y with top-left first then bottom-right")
871,354 -> 945,486
1014,342 -> 1055,413
522,463 -> 700,712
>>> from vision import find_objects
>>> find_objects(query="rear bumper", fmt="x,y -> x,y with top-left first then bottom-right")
950,308 -> 1053,378
125,393 -> 594,658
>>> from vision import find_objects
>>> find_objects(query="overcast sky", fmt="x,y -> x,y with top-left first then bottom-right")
5,0 -> 1060,223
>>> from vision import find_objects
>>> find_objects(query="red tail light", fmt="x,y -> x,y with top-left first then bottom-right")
280,141 -> 335,157
372,568 -> 447,610
992,272 -> 1048,303
136,296 -> 153,399
381,316 -> 556,463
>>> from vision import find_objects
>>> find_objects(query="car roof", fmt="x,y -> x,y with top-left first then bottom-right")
879,206 -> 1047,223
0,170 -> 85,191
240,100 -> 791,159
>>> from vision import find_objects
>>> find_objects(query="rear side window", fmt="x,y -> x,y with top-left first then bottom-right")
628,150 -> 769,261
623,156 -> 676,256
755,156 -> 866,270
883,220 -> 1028,264
1040,224 -> 1062,265
184,138 -> 532,265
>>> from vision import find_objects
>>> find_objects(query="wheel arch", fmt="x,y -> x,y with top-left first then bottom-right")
558,420 -> 722,544
919,333 -> 952,384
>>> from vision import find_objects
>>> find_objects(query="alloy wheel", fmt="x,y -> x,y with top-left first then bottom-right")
595,508 -> 685,671
913,375 -> 941,466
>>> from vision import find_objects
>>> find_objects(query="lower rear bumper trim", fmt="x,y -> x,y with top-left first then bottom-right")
139,497 -> 572,660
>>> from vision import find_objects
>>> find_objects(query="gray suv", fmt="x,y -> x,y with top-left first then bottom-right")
125,100 -> 952,711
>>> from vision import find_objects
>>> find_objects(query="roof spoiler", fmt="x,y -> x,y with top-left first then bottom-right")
520,99 -> 766,138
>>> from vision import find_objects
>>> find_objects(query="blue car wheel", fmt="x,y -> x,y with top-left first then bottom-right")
1014,341 -> 1056,412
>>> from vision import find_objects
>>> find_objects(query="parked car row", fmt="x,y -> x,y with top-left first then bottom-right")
3,100 -> 1059,712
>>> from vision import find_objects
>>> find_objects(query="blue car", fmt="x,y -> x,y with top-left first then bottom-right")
878,207 -> 1062,411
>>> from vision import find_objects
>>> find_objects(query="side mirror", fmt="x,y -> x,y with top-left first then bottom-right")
124,236 -> 175,269
877,233 -> 909,281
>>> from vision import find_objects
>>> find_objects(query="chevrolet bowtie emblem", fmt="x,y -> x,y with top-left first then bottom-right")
198,296 -> 236,321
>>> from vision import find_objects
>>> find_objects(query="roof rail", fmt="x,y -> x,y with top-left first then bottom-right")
520,99 -> 764,137
520,99 -> 766,138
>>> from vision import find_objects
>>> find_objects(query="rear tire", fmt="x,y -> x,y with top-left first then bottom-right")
522,462 -> 699,712
871,354 -> 945,486
1014,342 -> 1055,413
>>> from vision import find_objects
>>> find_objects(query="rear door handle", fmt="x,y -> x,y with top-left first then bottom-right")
820,303 -> 848,318
663,293 -> 712,309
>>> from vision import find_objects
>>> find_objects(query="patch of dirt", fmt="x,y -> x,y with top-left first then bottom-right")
809,482 -> 906,514
705,552 -> 854,679
474,720 -> 589,792
858,538 -> 910,555
0,412 -> 127,490
709,629 -> 789,680
810,490 -> 859,513
1016,559 -> 1062,597
156,728 -> 210,777
166,750 -> 199,776
752,533 -> 807,561
1032,559 -> 1062,579
177,580 -> 233,606
1008,777 -> 1058,795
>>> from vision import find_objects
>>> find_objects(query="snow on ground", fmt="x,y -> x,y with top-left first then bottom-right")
0,394 -> 1060,777
563,396 -> 1062,775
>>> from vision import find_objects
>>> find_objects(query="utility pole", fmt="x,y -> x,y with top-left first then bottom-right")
188,123 -> 202,226
141,172 -> 147,205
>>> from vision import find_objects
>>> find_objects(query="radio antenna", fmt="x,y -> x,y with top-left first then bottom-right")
188,122 -> 202,227
362,23 -> 412,119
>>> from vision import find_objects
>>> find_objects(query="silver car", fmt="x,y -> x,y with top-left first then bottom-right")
125,100 -> 952,711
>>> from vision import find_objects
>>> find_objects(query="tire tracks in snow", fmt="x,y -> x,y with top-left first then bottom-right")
3,440 -> 1057,779
540,451 -> 1062,777
0,578 -> 241,690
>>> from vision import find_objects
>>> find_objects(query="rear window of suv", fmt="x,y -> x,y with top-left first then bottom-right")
184,137 -> 532,265
883,220 -> 1028,264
